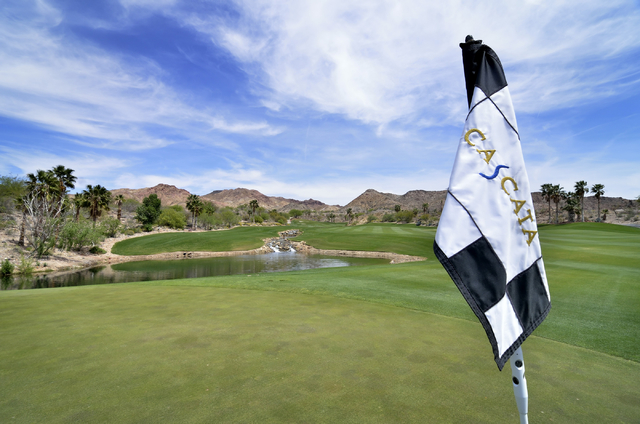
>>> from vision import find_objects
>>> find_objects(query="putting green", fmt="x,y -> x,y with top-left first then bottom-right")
0,285 -> 638,423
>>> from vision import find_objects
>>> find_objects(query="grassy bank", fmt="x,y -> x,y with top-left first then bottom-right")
1,222 -> 639,423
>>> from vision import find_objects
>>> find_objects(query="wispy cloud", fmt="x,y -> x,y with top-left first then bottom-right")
0,0 -> 282,151
188,0 -> 640,124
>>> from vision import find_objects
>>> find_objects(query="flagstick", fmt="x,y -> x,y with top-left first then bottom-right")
510,347 -> 529,424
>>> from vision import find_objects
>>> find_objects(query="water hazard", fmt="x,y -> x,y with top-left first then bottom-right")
1,253 -> 390,290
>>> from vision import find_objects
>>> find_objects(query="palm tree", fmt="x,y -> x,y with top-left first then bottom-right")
422,203 -> 429,214
82,185 -> 112,226
591,184 -> 605,222
345,208 -> 353,225
550,184 -> 564,224
50,165 -> 76,197
540,183 -> 553,224
249,199 -> 259,224
115,194 -> 125,221
186,194 -> 204,230
73,194 -> 84,222
562,191 -> 580,222
574,181 -> 588,222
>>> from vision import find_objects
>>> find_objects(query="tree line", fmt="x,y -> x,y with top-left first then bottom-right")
540,181 -> 606,224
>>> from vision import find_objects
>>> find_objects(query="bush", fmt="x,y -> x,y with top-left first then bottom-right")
58,219 -> 105,251
254,216 -> 264,224
121,198 -> 141,213
100,217 -> 121,238
89,246 -> 106,254
382,213 -> 396,222
395,210 -> 415,223
0,259 -> 14,276
158,208 -> 187,229
367,215 -> 377,223
17,255 -> 34,275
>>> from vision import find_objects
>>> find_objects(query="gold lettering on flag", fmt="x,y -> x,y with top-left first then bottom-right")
501,177 -> 518,195
476,149 -> 496,164
521,229 -> 538,246
464,127 -> 538,247
518,209 -> 533,225
464,128 -> 486,146
510,199 -> 526,214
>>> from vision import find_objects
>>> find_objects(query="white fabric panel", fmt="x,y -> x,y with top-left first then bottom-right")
484,295 -> 523,357
448,85 -> 542,283
537,258 -> 551,302
488,88 -> 518,131
469,86 -> 487,110
435,193 -> 482,257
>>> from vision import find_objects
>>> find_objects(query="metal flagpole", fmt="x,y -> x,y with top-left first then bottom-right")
510,347 -> 528,424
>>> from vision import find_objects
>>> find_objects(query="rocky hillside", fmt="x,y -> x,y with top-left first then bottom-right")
344,189 -> 448,213
108,184 -> 636,222
110,184 -> 191,206
201,188 -> 339,211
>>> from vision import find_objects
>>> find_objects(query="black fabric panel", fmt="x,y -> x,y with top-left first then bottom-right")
434,240 -> 502,370
447,237 -> 506,312
507,263 -> 551,332
460,39 -> 507,107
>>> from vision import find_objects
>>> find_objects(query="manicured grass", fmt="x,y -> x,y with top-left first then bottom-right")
1,222 -> 639,422
296,221 -> 436,258
1,285 -> 638,423
112,222 -> 435,258
111,226 -> 291,255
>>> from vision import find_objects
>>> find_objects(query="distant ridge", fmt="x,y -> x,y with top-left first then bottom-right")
345,189 -> 448,213
201,188 -> 339,211
109,185 -> 636,220
110,184 -> 191,206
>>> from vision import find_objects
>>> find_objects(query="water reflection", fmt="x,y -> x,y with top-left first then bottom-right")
1,253 -> 389,290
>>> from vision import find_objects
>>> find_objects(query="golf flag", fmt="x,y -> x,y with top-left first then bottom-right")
434,37 -> 551,370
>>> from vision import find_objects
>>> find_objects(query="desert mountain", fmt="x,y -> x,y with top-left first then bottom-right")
345,189 -> 448,213
201,188 -> 339,211
110,184 -> 191,207
110,184 -> 635,220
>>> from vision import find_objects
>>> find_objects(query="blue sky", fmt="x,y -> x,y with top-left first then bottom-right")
1,0 -> 639,205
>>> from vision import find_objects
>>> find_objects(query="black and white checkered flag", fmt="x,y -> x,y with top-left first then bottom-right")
434,38 -> 551,370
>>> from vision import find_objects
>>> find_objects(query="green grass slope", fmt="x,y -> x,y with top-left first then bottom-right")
111,226 -> 290,255
1,285 -> 637,423
1,222 -> 639,423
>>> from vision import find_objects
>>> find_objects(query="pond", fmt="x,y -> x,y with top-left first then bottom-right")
0,253 -> 390,290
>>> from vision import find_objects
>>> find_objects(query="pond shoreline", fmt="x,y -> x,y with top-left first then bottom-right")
2,227 -> 425,276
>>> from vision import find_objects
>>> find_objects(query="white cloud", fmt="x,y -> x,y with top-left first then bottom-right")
0,1 -> 282,151
187,0 -> 640,125
0,146 -> 132,190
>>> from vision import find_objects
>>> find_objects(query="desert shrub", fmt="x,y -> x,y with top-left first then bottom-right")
0,259 -> 14,276
199,212 -> 221,230
382,213 -> 396,222
100,217 -> 121,237
58,219 -> 104,251
367,215 -> 377,223
158,208 -> 187,229
395,210 -> 415,223
17,255 -> 34,275
220,208 -> 240,228
121,198 -> 141,213
254,216 -> 264,224
89,246 -> 106,254
289,209 -> 303,219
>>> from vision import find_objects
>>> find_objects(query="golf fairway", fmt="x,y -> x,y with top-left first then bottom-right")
1,222 -> 639,423
1,283 -> 638,423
